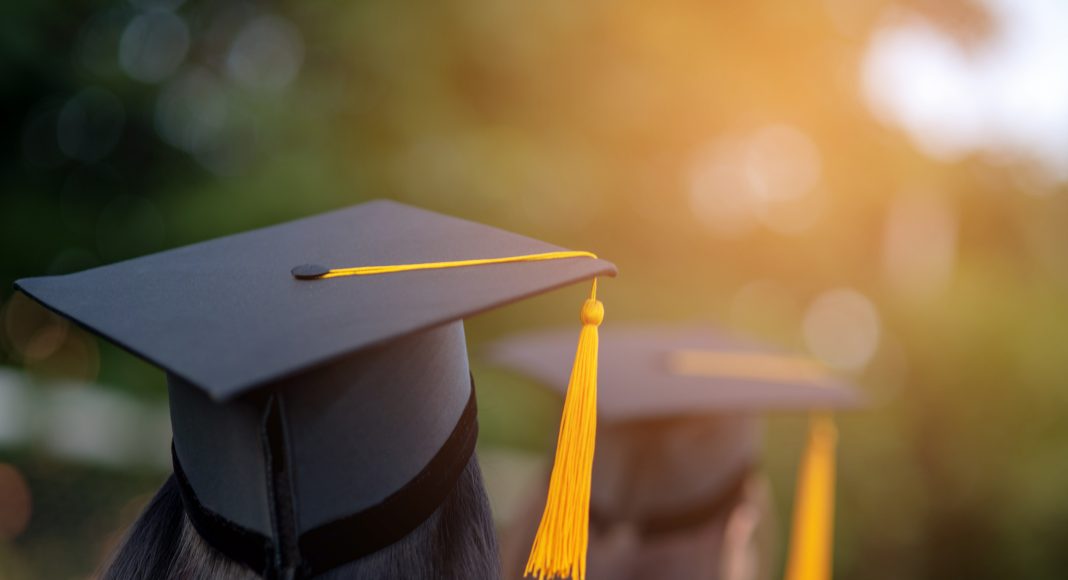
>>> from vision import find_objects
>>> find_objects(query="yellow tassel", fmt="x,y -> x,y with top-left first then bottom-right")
291,249 -> 605,580
785,413 -> 838,580
525,279 -> 602,580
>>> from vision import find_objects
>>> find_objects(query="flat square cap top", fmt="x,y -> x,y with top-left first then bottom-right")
488,326 -> 862,420
15,200 -> 616,400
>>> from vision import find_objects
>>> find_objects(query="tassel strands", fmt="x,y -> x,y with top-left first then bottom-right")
525,279 -> 603,580
785,413 -> 838,580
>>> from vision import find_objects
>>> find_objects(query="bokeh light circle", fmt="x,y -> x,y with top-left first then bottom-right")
155,67 -> 229,153
0,464 -> 32,541
119,10 -> 190,83
226,15 -> 304,91
803,287 -> 882,371
688,124 -> 825,238
743,124 -> 822,203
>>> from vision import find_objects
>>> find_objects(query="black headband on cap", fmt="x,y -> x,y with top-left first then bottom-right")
171,386 -> 478,577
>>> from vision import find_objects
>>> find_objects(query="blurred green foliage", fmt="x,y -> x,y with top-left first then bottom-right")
4,0 -> 1068,579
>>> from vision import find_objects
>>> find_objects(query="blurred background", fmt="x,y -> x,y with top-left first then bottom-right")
2,0 -> 1068,578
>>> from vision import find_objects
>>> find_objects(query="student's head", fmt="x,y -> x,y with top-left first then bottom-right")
503,414 -> 774,580
102,322 -> 501,579
586,414 -> 773,580
17,201 -> 617,578
102,455 -> 499,580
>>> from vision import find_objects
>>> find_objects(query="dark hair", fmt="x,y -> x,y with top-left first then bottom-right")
101,456 -> 501,579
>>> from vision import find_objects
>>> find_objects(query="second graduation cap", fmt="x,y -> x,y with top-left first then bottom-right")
489,325 -> 863,580
15,200 -> 616,579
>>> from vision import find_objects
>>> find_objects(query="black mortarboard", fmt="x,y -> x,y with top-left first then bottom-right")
15,200 -> 616,578
489,325 -> 862,580
488,326 -> 860,419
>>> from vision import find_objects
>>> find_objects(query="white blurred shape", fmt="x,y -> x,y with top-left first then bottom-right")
42,386 -> 147,467
803,288 -> 881,371
863,16 -> 985,160
881,190 -> 958,302
0,369 -> 30,446
863,0 -> 1068,180
227,15 -> 304,91
119,10 -> 190,83
0,368 -> 170,469
57,88 -> 125,163
689,125 -> 824,238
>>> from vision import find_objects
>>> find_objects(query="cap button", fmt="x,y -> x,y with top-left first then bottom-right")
291,264 -> 330,280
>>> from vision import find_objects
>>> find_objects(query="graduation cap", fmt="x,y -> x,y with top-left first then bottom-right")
488,325 -> 863,580
15,200 -> 616,579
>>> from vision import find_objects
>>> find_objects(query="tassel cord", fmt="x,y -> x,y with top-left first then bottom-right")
318,251 -> 598,278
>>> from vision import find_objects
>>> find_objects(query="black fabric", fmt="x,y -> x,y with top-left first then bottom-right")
166,321 -> 475,542
589,464 -> 754,539
262,394 -> 302,579
171,386 -> 480,578
15,199 -> 616,401
172,444 -> 272,575
299,381 -> 480,575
